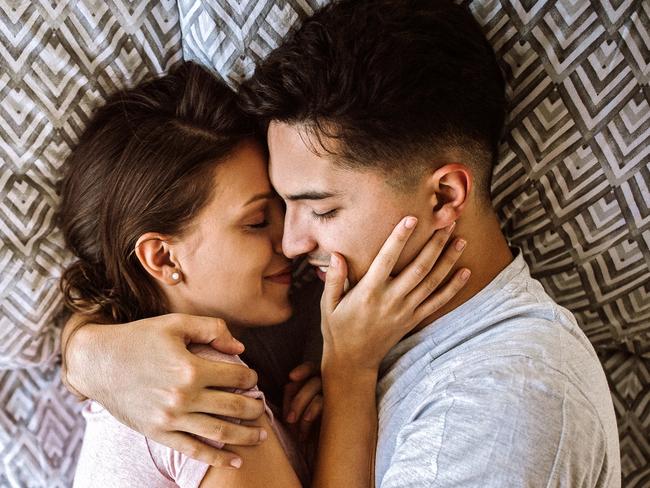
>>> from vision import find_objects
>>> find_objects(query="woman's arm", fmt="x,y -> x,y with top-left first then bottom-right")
61,312 -> 269,468
315,368 -> 379,487
200,413 -> 301,488
313,217 -> 470,488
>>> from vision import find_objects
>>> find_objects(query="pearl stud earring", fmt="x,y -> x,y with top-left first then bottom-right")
171,271 -> 180,281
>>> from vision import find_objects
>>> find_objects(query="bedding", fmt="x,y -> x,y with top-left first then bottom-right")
0,0 -> 648,486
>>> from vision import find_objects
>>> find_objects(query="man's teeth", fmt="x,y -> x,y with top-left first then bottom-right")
316,265 -> 349,291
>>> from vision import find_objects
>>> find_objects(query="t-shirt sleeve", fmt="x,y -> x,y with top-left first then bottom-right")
379,358 -> 610,488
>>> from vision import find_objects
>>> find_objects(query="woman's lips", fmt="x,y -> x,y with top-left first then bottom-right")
265,267 -> 293,285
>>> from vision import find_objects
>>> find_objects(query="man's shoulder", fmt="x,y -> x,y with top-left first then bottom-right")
377,351 -> 620,488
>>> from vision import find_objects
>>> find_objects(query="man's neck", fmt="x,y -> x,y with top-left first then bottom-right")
409,212 -> 514,336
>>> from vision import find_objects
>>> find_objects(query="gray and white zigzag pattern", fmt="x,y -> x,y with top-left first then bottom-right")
0,1 -> 183,486
179,0 -> 328,86
0,0 -> 648,486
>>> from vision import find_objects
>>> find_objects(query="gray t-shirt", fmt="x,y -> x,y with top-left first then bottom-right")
376,253 -> 620,487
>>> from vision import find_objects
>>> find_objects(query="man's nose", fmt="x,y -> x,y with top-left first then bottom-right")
282,212 -> 317,259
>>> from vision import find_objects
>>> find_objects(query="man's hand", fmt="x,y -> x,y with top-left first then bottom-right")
63,313 -> 268,468
283,361 -> 323,442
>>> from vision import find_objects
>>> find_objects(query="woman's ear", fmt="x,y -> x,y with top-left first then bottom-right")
134,232 -> 182,285
425,163 -> 472,227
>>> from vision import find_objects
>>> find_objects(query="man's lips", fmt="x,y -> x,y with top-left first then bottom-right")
265,266 -> 293,285
310,263 -> 329,282
311,262 -> 350,291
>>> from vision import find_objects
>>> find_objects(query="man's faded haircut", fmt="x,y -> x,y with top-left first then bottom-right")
239,0 -> 506,201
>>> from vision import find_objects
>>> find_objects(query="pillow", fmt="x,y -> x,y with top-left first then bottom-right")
0,1 -> 182,484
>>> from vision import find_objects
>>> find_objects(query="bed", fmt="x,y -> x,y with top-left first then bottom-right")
0,1 -> 648,486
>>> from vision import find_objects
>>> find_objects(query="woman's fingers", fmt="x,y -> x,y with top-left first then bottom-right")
286,376 -> 323,424
390,222 -> 456,297
404,235 -> 466,309
412,267 -> 471,324
162,431 -> 244,468
362,216 -> 418,286
322,253 -> 348,312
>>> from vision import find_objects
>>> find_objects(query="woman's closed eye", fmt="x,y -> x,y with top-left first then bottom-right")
247,219 -> 270,229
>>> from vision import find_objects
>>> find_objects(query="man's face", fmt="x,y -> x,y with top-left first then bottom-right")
268,122 -> 435,285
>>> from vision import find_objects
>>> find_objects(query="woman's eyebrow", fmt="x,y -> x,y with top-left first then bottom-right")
244,191 -> 275,206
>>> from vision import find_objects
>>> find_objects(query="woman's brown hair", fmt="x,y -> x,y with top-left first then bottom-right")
58,62 -> 259,323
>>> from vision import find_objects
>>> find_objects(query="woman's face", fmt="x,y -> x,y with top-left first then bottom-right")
168,140 -> 293,327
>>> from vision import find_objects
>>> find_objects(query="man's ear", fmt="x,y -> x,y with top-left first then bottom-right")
134,232 -> 182,286
425,163 -> 472,227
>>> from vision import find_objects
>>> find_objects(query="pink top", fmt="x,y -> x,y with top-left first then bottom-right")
73,344 -> 308,487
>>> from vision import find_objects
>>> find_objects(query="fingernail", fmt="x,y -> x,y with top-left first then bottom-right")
404,216 -> 417,229
287,412 -> 296,423
445,221 -> 456,233
230,458 -> 242,468
329,254 -> 338,268
461,269 -> 471,281
259,429 -> 268,441
455,239 -> 466,251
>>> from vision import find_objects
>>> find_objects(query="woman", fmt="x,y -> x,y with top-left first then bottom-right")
59,62 -> 468,487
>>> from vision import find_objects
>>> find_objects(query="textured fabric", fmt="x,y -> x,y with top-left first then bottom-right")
376,252 -> 620,487
0,2 -> 183,486
598,350 -> 650,487
178,0 -> 328,87
0,0 -> 648,486
73,345 -> 307,488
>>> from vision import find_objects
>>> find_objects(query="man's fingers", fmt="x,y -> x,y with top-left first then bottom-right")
192,390 -> 265,421
163,431 -> 243,468
288,361 -> 317,382
194,358 -> 258,390
283,381 -> 301,419
363,216 -> 418,285
299,394 -> 323,441
405,236 -> 466,308
391,223 -> 456,297
413,268 -> 471,324
286,376 -> 322,423
174,314 -> 244,355
322,253 -> 348,312
182,413 -> 267,447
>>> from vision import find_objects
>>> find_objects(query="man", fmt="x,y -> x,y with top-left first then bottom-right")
63,0 -> 620,485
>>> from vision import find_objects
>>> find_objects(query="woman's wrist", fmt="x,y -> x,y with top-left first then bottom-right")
321,360 -> 378,390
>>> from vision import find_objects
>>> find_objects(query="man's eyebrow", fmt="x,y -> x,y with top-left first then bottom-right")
244,191 -> 275,206
285,191 -> 338,201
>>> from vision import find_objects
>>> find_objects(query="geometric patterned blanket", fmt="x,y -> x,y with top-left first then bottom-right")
0,0 -> 648,486
0,1 -> 183,486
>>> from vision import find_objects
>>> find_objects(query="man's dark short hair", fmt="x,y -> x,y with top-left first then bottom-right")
240,0 -> 506,201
